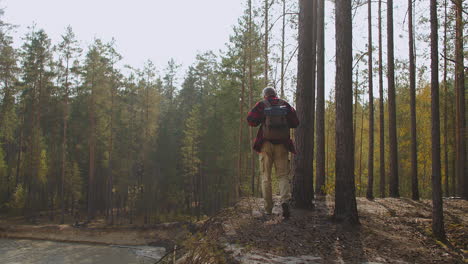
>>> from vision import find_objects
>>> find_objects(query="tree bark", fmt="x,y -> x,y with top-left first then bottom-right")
264,0 -> 269,87
237,36 -> 247,201
387,0 -> 399,198
292,0 -> 316,209
248,0 -> 255,196
280,0 -> 286,98
60,55 -> 70,224
408,0 -> 419,201
430,0 -> 446,240
366,0 -> 374,200
454,0 -> 466,199
378,0 -> 386,198
443,0 -> 449,197
334,0 -> 359,224
315,0 -> 326,196
88,70 -> 96,221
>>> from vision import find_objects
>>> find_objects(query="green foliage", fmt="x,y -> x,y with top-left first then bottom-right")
9,184 -> 25,210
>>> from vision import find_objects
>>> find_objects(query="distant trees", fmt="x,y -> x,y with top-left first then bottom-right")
0,0 -> 465,228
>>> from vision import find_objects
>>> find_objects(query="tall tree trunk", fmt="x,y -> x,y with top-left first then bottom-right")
280,0 -> 286,98
315,0 -> 325,196
108,70 -> 116,225
292,0 -> 316,209
366,0 -> 374,200
237,44 -> 247,201
358,104 -> 364,196
60,57 -> 70,224
378,0 -> 385,198
264,0 -> 269,87
334,0 -> 359,224
430,0 -> 446,240
387,0 -> 399,198
88,73 -> 96,222
443,0 -> 449,197
454,0 -> 466,199
248,0 -> 255,196
408,0 -> 419,201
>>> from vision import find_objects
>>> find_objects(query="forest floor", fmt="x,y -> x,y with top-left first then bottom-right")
0,197 -> 466,263
197,196 -> 467,264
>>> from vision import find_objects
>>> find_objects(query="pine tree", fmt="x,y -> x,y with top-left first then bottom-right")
56,26 -> 81,224
408,0 -> 419,201
292,0 -> 316,209
453,0 -> 466,199
430,0 -> 446,240
378,0 -> 386,198
334,0 -> 359,224
387,0 -> 399,198
366,0 -> 374,200
315,0 -> 326,196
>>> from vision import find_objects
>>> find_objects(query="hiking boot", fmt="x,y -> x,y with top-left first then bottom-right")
281,203 -> 290,219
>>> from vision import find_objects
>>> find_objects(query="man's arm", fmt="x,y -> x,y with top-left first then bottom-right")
247,101 -> 265,127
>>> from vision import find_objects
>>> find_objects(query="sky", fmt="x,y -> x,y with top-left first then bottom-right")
2,0 -> 434,102
2,0 -> 244,73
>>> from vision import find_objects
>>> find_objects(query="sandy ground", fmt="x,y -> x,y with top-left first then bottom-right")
0,238 -> 164,264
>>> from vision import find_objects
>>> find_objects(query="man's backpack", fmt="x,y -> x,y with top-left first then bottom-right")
262,99 -> 290,140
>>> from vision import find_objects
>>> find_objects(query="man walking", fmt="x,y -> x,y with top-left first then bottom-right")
247,87 -> 299,218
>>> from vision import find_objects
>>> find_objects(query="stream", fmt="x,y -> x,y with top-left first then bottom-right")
0,238 -> 166,264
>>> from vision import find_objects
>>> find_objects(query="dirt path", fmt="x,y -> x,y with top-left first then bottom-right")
0,238 -> 165,264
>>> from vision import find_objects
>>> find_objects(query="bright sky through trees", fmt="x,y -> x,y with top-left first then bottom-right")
3,0 -> 244,74
2,0 -> 429,100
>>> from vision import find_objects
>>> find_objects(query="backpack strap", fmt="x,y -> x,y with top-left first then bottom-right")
263,99 -> 272,108
263,98 -> 286,108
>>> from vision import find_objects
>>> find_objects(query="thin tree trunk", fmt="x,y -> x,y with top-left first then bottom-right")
430,0 -> 446,240
358,98 -> 364,196
237,42 -> 247,201
264,0 -> 269,87
280,0 -> 286,98
454,0 -> 466,199
408,0 -> 419,201
442,0 -> 449,197
108,70 -> 115,225
88,72 -> 96,222
378,0 -> 385,198
315,0 -> 325,196
248,0 -> 255,196
292,0 -> 316,209
353,66 -> 359,141
334,0 -> 359,225
366,0 -> 374,200
387,0 -> 399,198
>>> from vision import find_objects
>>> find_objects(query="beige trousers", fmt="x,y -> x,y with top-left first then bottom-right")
259,141 -> 291,213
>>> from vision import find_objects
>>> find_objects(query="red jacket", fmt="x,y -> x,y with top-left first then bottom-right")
247,96 -> 299,153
